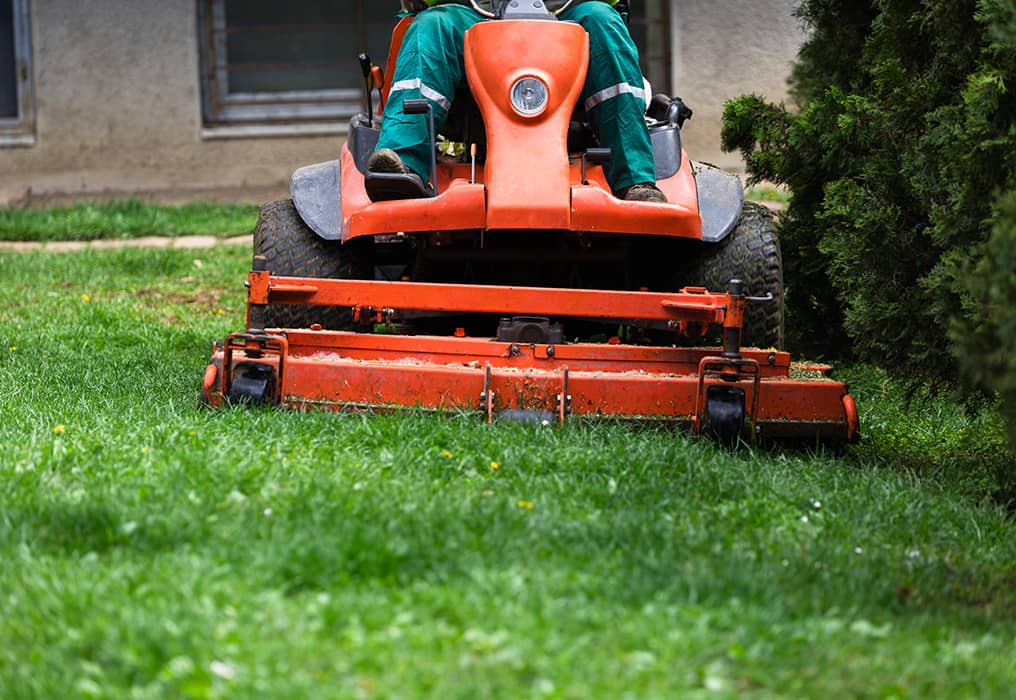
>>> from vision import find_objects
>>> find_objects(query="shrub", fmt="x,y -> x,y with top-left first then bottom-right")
721,0 -> 1016,448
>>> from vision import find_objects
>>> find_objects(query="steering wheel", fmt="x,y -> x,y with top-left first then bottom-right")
468,0 -> 576,17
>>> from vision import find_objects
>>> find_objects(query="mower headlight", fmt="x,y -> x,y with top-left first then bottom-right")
510,77 -> 549,117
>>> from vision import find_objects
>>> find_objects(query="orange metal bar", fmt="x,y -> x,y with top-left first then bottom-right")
280,329 -> 790,375
251,275 -> 731,325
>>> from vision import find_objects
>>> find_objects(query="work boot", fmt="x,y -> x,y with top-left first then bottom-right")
622,183 -> 668,204
367,148 -> 409,174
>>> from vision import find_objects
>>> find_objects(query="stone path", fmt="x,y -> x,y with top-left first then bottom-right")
0,234 -> 253,253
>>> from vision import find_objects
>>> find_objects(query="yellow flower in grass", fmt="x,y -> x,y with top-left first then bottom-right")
490,461 -> 500,471
8,346 -> 15,352
53,425 -> 66,433
441,449 -> 453,458
517,500 -> 535,510
81,293 -> 91,303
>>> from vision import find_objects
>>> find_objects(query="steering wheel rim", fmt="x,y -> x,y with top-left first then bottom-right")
467,0 -> 496,17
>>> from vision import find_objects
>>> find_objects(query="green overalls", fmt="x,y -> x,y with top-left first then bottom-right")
376,0 -> 656,194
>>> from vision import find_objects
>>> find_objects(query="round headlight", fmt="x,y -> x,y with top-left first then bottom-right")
510,77 -> 549,116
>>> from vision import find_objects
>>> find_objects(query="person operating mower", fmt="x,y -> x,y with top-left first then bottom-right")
369,0 -> 667,203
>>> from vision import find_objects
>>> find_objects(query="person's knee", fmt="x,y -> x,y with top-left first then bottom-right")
405,5 -> 475,54
569,1 -> 625,27
569,2 -> 631,52
410,5 -> 456,34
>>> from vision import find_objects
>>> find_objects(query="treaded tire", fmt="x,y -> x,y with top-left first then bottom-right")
253,199 -> 372,330
689,201 -> 785,349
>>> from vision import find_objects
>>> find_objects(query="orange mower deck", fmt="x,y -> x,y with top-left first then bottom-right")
200,266 -> 860,444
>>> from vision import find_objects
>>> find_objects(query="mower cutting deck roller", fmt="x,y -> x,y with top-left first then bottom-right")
200,9 -> 860,445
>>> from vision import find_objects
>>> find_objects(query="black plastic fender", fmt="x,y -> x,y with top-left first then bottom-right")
694,161 -> 745,244
290,159 -> 344,241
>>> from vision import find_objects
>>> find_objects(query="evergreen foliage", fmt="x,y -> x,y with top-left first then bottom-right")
721,0 -> 1016,446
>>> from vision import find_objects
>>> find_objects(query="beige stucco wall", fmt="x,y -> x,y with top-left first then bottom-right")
0,0 -> 805,205
669,0 -> 805,172
0,0 -> 340,204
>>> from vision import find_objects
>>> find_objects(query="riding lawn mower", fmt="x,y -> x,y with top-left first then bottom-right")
200,0 -> 859,445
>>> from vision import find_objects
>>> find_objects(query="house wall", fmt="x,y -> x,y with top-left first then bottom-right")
670,0 -> 805,171
0,0 -> 805,205
0,0 -> 341,204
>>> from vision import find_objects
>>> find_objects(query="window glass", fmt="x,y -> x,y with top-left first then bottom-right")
202,0 -> 398,125
628,0 -> 672,91
1,0 -> 17,118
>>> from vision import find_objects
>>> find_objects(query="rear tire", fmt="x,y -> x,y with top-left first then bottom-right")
689,201 -> 785,349
253,199 -> 372,330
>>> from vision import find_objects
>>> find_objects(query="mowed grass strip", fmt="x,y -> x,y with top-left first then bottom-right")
1,247 -> 1013,698
0,199 -> 260,242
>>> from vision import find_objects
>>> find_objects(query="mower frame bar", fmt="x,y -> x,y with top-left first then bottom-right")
246,268 -> 738,330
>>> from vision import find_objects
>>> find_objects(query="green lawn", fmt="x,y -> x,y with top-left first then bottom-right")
0,200 -> 259,242
1,246 -> 1013,698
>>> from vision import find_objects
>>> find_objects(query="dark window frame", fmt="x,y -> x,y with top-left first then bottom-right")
197,0 -> 382,128
1,0 -> 35,146
628,0 -> 673,95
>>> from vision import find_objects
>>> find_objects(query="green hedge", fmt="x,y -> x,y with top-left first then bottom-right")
721,0 -> 1016,448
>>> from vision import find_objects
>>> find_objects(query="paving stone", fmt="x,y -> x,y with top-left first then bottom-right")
224,234 -> 253,247
45,241 -> 88,252
130,236 -> 173,249
172,235 -> 218,249
0,241 -> 43,251
90,239 -> 130,249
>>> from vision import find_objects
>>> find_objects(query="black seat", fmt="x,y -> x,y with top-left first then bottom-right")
365,172 -> 430,202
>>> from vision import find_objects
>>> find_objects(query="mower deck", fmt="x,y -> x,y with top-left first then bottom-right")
201,267 -> 859,444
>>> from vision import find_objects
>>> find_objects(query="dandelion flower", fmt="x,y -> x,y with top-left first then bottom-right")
517,500 -> 535,510
81,293 -> 91,303
8,346 -> 15,352
441,449 -> 453,458
490,461 -> 500,471
53,424 -> 66,433
217,308 -> 225,315
209,661 -> 236,681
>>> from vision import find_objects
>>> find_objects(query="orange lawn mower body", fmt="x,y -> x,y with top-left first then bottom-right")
200,4 -> 859,444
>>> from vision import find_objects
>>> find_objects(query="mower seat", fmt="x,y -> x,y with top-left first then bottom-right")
365,171 -> 429,202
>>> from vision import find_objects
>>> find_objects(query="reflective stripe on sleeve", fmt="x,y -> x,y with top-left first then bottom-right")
389,78 -> 453,112
584,82 -> 647,112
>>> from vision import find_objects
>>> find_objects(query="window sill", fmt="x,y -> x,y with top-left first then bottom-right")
201,122 -> 349,140
0,132 -> 36,148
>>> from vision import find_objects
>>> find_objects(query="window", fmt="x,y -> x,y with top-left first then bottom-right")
628,0 -> 673,94
0,0 -> 34,145
198,0 -> 396,130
